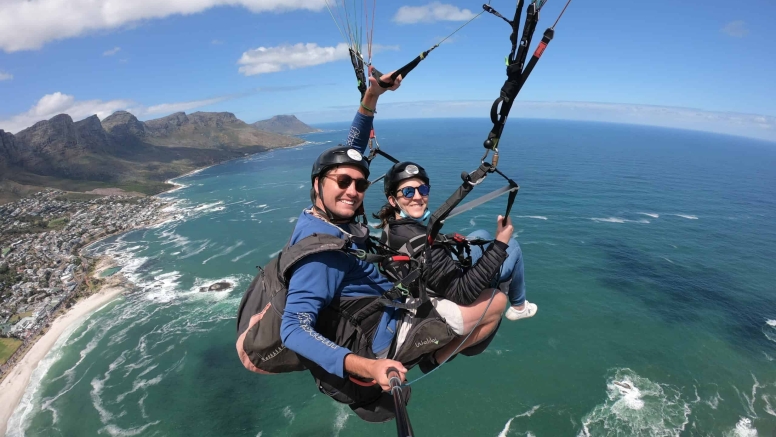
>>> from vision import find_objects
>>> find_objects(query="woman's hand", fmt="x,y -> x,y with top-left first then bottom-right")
495,215 -> 514,244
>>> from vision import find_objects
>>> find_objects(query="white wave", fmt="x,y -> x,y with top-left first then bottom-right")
282,405 -> 295,424
579,368 -> 690,437
100,421 -> 161,437
763,320 -> 776,343
732,376 -> 761,418
179,239 -> 212,259
706,391 -> 723,410
251,208 -> 281,216
638,212 -> 660,218
662,257 -> 675,264
257,204 -> 267,208
193,201 -> 223,212
5,315 -> 92,436
289,217 -> 298,223
762,393 -> 776,418
498,405 -> 540,437
232,248 -> 258,262
140,271 -> 183,302
590,217 -> 650,224
332,403 -> 350,437
516,215 -> 548,220
673,214 -> 699,220
469,219 -> 476,226
268,249 -> 282,259
723,417 -> 758,437
202,240 -> 244,264
368,221 -> 381,229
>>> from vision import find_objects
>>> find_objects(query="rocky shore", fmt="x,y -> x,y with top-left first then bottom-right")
0,189 -> 171,375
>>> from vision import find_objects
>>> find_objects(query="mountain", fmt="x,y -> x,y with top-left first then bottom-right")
0,111 -> 305,204
252,115 -> 320,136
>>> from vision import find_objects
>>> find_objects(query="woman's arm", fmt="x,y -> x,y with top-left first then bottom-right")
425,241 -> 510,305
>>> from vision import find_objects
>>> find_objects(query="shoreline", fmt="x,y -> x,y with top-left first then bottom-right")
0,282 -> 126,436
0,138 -> 317,435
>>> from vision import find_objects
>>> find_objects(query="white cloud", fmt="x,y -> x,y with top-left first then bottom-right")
0,92 -> 134,133
393,2 -> 476,24
0,92 -> 232,133
0,71 -> 12,81
721,20 -> 749,38
0,0 -> 327,52
211,39 -> 225,45
238,42 -> 349,76
103,46 -> 121,56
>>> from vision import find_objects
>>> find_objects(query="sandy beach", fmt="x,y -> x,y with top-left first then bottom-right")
0,285 -> 125,436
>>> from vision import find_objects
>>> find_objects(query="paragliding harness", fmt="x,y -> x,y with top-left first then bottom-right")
380,221 -> 496,290
235,227 -> 456,421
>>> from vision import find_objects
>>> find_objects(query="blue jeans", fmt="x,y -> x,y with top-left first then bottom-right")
466,229 -> 526,307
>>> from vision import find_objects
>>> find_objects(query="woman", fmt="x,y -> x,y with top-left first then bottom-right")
375,161 -> 537,321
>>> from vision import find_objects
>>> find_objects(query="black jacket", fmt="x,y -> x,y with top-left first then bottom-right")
379,217 -> 509,305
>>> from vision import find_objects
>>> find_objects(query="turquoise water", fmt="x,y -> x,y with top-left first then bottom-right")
7,119 -> 776,436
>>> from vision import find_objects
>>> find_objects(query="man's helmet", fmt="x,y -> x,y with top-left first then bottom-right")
311,146 -> 370,184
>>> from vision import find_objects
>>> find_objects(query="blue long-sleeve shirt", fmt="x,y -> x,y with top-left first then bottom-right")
280,112 -> 398,378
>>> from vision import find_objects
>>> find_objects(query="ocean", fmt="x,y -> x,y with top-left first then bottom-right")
7,118 -> 776,436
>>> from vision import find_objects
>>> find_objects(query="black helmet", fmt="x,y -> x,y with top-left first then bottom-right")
384,161 -> 430,196
311,146 -> 370,184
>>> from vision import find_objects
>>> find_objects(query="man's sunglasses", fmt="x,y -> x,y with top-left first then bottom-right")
397,184 -> 430,198
326,174 -> 370,193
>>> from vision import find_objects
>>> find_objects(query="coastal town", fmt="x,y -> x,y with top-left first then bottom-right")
0,190 -> 170,373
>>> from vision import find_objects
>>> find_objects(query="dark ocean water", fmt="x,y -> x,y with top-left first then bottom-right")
7,119 -> 776,437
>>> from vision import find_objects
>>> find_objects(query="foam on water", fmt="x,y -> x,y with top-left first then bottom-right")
231,248 -> 258,262
515,215 -> 548,220
268,249 -> 282,259
497,405 -> 540,437
763,320 -> 776,343
723,418 -> 758,437
638,212 -> 660,218
5,316 -> 92,436
202,240 -> 244,264
282,406 -> 295,424
579,369 -> 690,437
673,214 -> 699,220
332,403 -> 350,437
590,217 -> 650,224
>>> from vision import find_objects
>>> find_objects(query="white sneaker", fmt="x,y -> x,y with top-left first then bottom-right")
505,301 -> 538,321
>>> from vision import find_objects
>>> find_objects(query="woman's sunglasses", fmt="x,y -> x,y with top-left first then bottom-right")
326,174 -> 370,193
397,184 -> 430,198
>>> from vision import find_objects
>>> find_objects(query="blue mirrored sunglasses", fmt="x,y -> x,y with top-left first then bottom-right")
397,184 -> 430,198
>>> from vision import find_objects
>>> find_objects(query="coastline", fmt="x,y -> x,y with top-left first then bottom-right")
0,282 -> 126,436
0,202 -> 174,436
0,137 -> 319,436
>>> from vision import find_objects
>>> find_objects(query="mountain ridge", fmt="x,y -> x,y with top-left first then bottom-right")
0,110 -> 306,204
252,115 -> 320,136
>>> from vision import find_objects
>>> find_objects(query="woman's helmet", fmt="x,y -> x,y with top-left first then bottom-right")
383,161 -> 429,197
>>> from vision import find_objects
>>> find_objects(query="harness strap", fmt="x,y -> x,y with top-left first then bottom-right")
349,48 -> 367,101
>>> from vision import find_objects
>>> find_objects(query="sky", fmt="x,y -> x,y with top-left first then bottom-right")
0,0 -> 774,141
